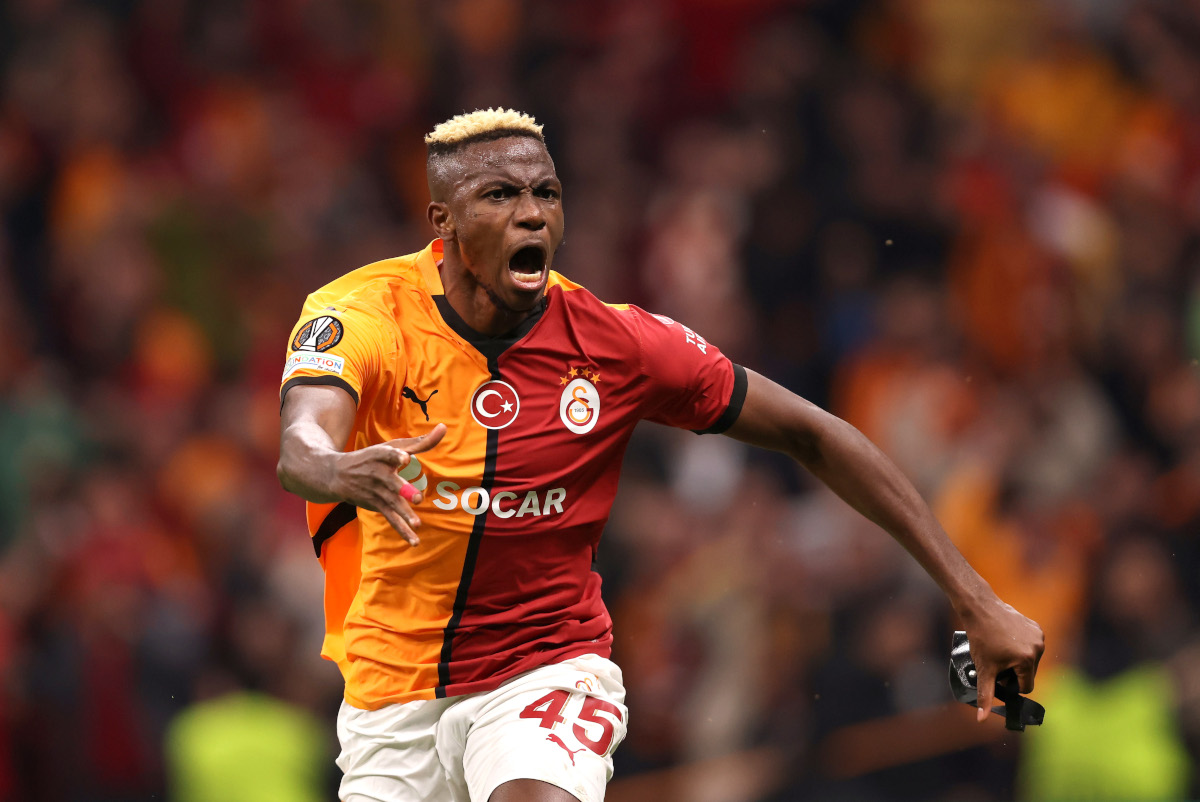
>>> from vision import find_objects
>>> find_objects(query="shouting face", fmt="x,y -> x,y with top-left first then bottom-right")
428,136 -> 564,328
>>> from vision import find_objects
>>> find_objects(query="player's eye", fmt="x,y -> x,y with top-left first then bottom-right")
484,188 -> 507,200
536,186 -> 560,200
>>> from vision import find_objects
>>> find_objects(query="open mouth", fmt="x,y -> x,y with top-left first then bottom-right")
508,245 -> 548,288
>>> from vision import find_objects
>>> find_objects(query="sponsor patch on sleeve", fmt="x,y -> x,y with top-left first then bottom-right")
291,315 -> 344,352
283,352 -> 346,380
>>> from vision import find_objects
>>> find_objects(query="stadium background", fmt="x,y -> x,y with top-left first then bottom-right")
2,0 -> 1199,799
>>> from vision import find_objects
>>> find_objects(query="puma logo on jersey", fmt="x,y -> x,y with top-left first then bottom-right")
546,734 -> 586,766
402,386 -> 438,420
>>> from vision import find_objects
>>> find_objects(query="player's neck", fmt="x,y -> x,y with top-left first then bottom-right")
439,255 -> 538,338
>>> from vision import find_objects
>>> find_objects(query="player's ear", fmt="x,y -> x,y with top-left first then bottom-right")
428,201 -> 455,241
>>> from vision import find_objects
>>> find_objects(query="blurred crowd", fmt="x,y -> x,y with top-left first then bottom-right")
2,0 -> 1200,799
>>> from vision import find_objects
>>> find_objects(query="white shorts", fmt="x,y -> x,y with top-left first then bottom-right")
336,654 -> 628,802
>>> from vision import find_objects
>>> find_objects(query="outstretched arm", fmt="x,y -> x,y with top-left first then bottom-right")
277,384 -> 446,546
725,368 -> 1044,721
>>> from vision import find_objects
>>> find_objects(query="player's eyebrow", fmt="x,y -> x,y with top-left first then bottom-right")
476,180 -> 520,197
469,172 -> 558,193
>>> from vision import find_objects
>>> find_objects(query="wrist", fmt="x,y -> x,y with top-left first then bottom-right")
279,434 -> 350,505
947,572 -> 996,622
322,449 -> 351,502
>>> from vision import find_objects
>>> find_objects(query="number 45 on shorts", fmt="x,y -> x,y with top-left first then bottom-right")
519,690 -> 624,756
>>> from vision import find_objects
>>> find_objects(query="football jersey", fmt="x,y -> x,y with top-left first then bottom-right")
281,240 -> 746,710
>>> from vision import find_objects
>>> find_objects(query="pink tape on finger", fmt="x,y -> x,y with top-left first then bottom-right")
399,482 -> 420,502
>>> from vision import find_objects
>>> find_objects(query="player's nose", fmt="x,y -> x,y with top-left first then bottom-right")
514,190 -> 546,230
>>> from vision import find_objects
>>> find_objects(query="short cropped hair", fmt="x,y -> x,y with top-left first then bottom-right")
424,108 -> 544,156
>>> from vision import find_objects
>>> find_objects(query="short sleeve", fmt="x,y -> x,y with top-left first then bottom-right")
633,308 -> 747,433
280,302 -> 395,407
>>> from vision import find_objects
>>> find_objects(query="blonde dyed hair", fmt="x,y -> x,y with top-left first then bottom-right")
424,108 -> 544,152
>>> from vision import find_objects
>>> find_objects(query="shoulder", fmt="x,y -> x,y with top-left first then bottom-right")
553,283 -> 722,374
546,272 -> 650,340
300,251 -> 428,326
291,251 -> 433,361
306,253 -> 422,312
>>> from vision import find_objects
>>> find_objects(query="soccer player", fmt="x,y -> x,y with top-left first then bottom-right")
277,109 -> 1044,802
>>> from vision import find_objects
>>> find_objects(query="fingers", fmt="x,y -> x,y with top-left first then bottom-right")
412,423 -> 447,452
349,463 -> 424,545
975,663 -> 996,723
386,423 -> 448,455
399,479 -> 422,504
1015,665 -> 1035,694
383,478 -> 423,544
366,451 -> 422,502
1016,634 -> 1043,694
372,445 -> 410,468
342,426 -> 447,546
379,504 -> 420,547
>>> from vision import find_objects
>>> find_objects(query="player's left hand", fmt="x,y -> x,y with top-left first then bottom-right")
959,595 -> 1044,722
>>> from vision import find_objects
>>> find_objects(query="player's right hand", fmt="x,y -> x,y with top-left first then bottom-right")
960,595 -> 1044,722
331,423 -> 447,546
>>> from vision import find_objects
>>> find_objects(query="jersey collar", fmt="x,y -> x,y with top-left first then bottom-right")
417,239 -> 445,294
418,239 -> 550,361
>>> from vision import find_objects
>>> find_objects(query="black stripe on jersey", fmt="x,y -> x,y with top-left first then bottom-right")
436,356 -> 501,696
694,363 -> 748,435
280,375 -> 360,409
312,502 -> 357,558
433,295 -> 546,361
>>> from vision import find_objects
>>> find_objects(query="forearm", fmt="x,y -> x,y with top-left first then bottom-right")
798,412 -> 993,613
278,385 -> 445,545
727,368 -> 1043,709
277,419 -> 347,503
804,419 -> 1047,714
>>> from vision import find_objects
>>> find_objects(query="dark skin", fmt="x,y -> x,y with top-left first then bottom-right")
278,134 -> 1043,802
428,135 -> 565,336
489,779 -> 571,802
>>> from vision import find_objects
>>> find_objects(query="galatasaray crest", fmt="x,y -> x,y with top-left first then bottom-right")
558,365 -> 600,434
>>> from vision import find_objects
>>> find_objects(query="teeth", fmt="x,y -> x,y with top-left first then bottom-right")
509,245 -> 545,284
